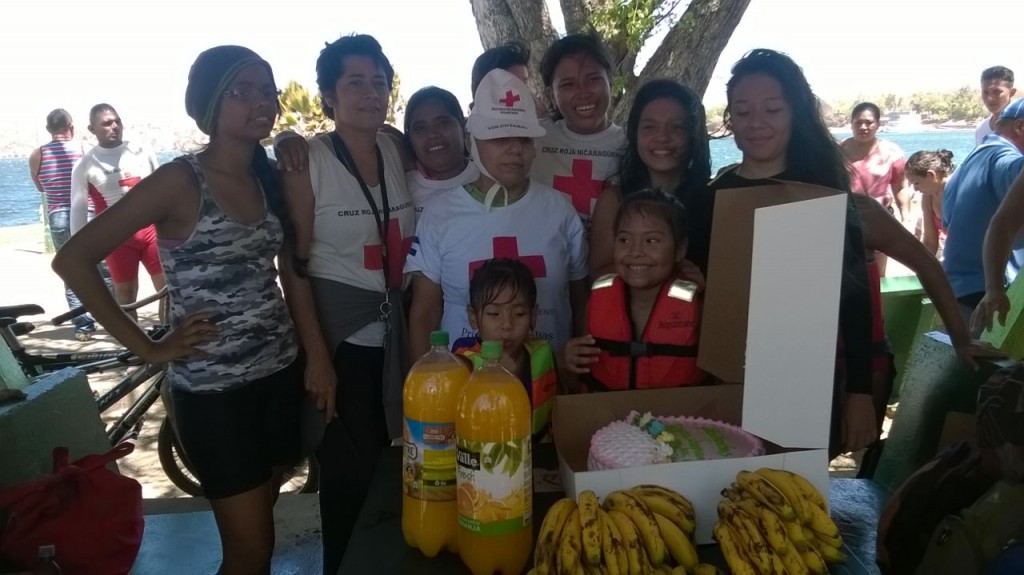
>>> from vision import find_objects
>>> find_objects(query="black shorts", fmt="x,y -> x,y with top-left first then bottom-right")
170,360 -> 303,499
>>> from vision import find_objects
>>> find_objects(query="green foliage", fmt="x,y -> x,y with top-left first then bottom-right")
947,85 -> 985,121
591,0 -> 675,53
819,86 -> 986,127
272,80 -> 332,139
387,72 -> 407,126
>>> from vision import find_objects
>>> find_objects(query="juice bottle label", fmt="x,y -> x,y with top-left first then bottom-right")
456,437 -> 532,536
403,418 -> 457,501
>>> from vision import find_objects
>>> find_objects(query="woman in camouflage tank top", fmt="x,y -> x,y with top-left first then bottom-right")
54,46 -> 302,575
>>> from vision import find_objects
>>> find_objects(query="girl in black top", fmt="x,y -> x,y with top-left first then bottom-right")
687,49 -> 876,459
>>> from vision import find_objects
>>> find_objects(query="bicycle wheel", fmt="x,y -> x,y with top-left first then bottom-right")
157,416 -> 203,496
158,416 -> 319,495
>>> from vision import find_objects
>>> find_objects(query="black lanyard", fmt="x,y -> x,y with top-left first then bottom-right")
327,132 -> 392,290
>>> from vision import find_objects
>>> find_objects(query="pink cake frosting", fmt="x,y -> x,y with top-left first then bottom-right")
588,411 -> 765,471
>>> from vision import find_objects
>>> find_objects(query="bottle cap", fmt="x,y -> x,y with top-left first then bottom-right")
481,340 -> 502,360
429,331 -> 450,347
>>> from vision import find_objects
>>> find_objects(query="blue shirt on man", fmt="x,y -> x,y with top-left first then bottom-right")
942,133 -> 1024,298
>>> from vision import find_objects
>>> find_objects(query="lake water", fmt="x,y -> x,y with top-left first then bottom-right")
0,131 -> 977,228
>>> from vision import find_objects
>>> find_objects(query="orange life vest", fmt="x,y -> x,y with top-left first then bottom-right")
585,274 -> 704,390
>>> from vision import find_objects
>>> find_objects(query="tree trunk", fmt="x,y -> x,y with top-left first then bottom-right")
470,0 -> 560,98
612,0 -> 751,123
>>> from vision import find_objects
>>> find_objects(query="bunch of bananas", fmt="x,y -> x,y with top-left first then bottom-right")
713,469 -> 848,575
531,485 -> 720,575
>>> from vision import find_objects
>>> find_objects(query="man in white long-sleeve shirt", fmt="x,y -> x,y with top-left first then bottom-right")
70,103 -> 164,311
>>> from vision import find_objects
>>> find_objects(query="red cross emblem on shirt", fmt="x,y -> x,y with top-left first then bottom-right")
364,219 -> 413,286
499,90 -> 521,107
552,158 -> 603,216
469,237 -> 547,279
118,175 -> 142,189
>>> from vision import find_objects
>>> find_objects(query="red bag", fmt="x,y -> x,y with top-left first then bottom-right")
0,442 -> 144,574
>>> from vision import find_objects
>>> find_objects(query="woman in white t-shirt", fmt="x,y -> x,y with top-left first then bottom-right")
533,33 -> 627,230
277,34 -> 414,575
406,69 -> 589,360
403,87 -> 478,213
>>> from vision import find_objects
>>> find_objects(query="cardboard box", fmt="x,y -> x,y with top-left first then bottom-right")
555,186 -> 848,544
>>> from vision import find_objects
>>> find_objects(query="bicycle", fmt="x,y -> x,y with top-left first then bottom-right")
1,292 -> 318,496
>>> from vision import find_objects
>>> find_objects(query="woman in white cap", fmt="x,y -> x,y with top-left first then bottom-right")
406,69 -> 589,360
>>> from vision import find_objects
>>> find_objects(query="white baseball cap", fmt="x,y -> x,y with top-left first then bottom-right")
466,69 -> 546,140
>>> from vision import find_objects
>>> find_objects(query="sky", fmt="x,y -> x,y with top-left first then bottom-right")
3,0 -> 1022,140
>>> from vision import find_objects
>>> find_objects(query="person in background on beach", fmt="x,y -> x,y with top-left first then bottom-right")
974,166 -> 1024,333
589,79 -> 711,277
533,33 -> 627,232
905,149 -> 955,259
276,34 -> 414,575
944,99 -> 1024,334
976,66 -> 1016,145
69,104 -> 164,318
403,87 -> 478,213
840,102 -> 909,276
54,45 -> 303,575
28,109 -> 99,340
685,48 -> 876,460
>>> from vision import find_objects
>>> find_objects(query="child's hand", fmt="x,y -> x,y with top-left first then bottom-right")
561,335 -> 601,374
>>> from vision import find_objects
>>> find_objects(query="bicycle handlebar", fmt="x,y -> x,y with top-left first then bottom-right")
51,287 -> 168,326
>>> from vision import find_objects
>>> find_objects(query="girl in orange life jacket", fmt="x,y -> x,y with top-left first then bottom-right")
451,258 -> 558,440
560,189 -> 705,391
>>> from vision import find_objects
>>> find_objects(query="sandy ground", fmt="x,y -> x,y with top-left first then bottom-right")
2,223 -> 878,499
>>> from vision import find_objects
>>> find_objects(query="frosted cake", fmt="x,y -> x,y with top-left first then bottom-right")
588,411 -> 765,470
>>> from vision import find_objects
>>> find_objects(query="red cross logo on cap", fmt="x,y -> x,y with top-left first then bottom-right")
500,90 -> 521,108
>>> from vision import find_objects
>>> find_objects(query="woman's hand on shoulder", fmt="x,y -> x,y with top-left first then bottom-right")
142,311 -> 219,364
559,335 -> 601,375
275,133 -> 310,173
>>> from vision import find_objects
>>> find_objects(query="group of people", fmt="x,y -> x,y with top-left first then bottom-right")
39,30 -> 1020,575
29,105 -> 165,339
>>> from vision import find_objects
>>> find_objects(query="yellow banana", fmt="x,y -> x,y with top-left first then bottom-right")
653,513 -> 699,570
536,497 -> 578,574
805,500 -> 840,539
598,507 -> 627,575
811,535 -> 848,563
632,485 -> 696,518
737,499 -> 788,556
785,519 -> 809,551
720,485 -> 744,502
713,522 -> 758,575
726,508 -> 773,575
755,468 -> 809,525
632,491 -> 695,536
813,528 -> 844,549
670,566 -> 686,575
801,524 -> 816,545
781,538 -> 810,575
608,509 -> 643,575
558,508 -> 583,575
578,490 -> 602,566
604,491 -> 666,567
736,471 -> 796,521
694,564 -> 721,575
784,470 -> 828,513
802,546 -> 828,575
768,550 -> 788,575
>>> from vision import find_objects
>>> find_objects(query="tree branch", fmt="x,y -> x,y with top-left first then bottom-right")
611,0 -> 750,123
470,0 -> 560,97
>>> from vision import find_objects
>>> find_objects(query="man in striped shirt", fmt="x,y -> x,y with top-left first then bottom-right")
28,109 -> 99,339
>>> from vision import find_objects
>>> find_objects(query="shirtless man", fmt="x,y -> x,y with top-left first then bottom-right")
70,104 -> 164,313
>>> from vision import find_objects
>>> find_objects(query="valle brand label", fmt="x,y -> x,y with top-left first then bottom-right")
456,437 -> 532,536
403,417 -> 456,501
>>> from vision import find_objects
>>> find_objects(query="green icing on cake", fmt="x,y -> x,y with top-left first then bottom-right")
703,426 -> 733,457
